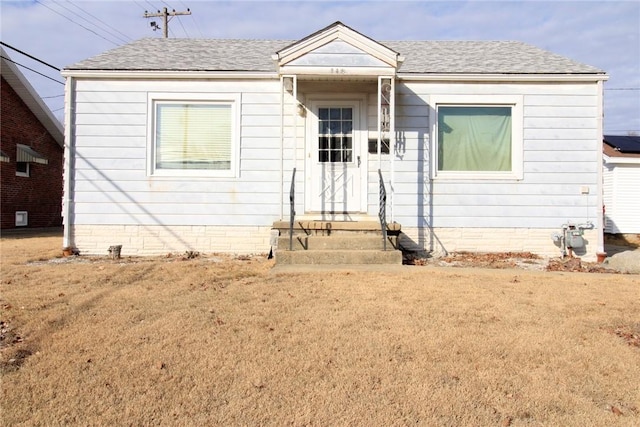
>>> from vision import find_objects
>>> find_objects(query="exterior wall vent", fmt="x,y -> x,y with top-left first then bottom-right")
15,211 -> 28,227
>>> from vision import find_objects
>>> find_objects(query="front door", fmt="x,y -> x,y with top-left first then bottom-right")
307,99 -> 365,217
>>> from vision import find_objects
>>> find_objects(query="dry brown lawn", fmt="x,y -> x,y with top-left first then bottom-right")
1,231 -> 639,426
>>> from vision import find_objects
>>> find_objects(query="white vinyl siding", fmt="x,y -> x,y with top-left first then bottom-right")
390,81 -> 600,232
70,80 -> 281,228
603,163 -> 640,233
68,76 -> 602,256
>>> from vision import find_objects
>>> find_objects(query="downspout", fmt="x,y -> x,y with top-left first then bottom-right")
62,75 -> 75,248
596,79 -> 605,257
292,75 -> 298,173
377,77 -> 382,172
389,77 -> 396,223
279,76 -> 284,219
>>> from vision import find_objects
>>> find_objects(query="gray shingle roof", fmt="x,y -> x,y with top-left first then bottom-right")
65,38 -> 604,75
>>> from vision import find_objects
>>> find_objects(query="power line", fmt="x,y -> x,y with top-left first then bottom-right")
604,88 -> 640,91
179,0 -> 203,37
0,41 -> 60,71
145,0 -> 160,11
0,55 -> 64,85
50,0 -> 129,44
65,0 -> 134,44
175,14 -> 190,38
42,94 -> 65,99
34,0 -> 120,46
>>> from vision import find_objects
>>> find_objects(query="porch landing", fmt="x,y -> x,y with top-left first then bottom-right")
272,220 -> 403,265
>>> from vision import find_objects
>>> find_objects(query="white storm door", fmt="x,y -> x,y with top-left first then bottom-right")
307,100 -> 364,214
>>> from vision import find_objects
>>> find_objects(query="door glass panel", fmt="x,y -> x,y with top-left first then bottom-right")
318,107 -> 354,163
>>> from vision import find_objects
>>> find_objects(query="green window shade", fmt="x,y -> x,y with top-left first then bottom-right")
438,106 -> 512,172
156,103 -> 231,170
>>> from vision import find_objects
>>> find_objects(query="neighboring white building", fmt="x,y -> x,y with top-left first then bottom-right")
603,135 -> 640,234
61,22 -> 608,260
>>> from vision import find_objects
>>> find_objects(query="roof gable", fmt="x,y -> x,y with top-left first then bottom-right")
1,47 -> 64,147
286,40 -> 390,68
275,21 -> 400,71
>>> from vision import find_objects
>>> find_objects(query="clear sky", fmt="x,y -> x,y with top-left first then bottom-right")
1,0 -> 639,135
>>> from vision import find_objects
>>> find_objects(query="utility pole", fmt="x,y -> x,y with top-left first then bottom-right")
143,7 -> 191,38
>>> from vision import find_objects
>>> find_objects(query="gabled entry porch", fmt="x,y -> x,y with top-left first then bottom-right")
272,22 -> 403,264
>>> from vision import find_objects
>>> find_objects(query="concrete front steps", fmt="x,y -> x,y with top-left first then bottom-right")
272,220 -> 402,265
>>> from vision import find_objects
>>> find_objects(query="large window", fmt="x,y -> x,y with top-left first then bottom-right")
432,95 -> 523,180
148,94 -> 239,177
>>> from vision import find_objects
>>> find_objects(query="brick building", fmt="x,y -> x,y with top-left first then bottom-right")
1,48 -> 64,229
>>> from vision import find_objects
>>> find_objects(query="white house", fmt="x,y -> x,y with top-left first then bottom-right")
61,22 -> 608,261
603,135 -> 640,234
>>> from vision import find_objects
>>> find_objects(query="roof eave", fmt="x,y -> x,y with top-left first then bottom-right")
61,69 -> 279,79
397,72 -> 609,82
1,48 -> 64,147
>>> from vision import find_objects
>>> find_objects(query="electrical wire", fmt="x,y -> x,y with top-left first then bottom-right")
0,41 -> 60,71
51,0 -> 129,44
34,0 -> 120,46
0,56 -> 64,85
65,0 -> 134,43
145,0 -> 161,12
179,0 -> 203,37
174,15 -> 190,38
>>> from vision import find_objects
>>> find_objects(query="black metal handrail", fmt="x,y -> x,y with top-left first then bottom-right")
378,169 -> 387,251
289,168 -> 296,251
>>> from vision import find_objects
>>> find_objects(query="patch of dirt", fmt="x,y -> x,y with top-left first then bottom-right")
439,251 -> 543,270
546,257 -> 614,273
408,251 -> 621,273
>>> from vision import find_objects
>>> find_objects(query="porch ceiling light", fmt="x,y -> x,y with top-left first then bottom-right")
283,77 -> 294,92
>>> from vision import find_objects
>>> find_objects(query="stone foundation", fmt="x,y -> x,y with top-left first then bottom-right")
70,225 -> 274,256
400,227 -> 600,262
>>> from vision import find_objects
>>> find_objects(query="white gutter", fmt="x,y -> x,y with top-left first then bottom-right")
397,73 -> 609,83
603,154 -> 640,165
61,70 -> 279,80
62,76 -> 75,249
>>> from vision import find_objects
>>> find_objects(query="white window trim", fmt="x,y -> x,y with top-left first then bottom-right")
16,162 -> 30,177
147,92 -> 241,178
430,94 -> 523,180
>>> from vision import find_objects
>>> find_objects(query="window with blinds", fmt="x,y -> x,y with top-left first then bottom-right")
155,103 -> 232,170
